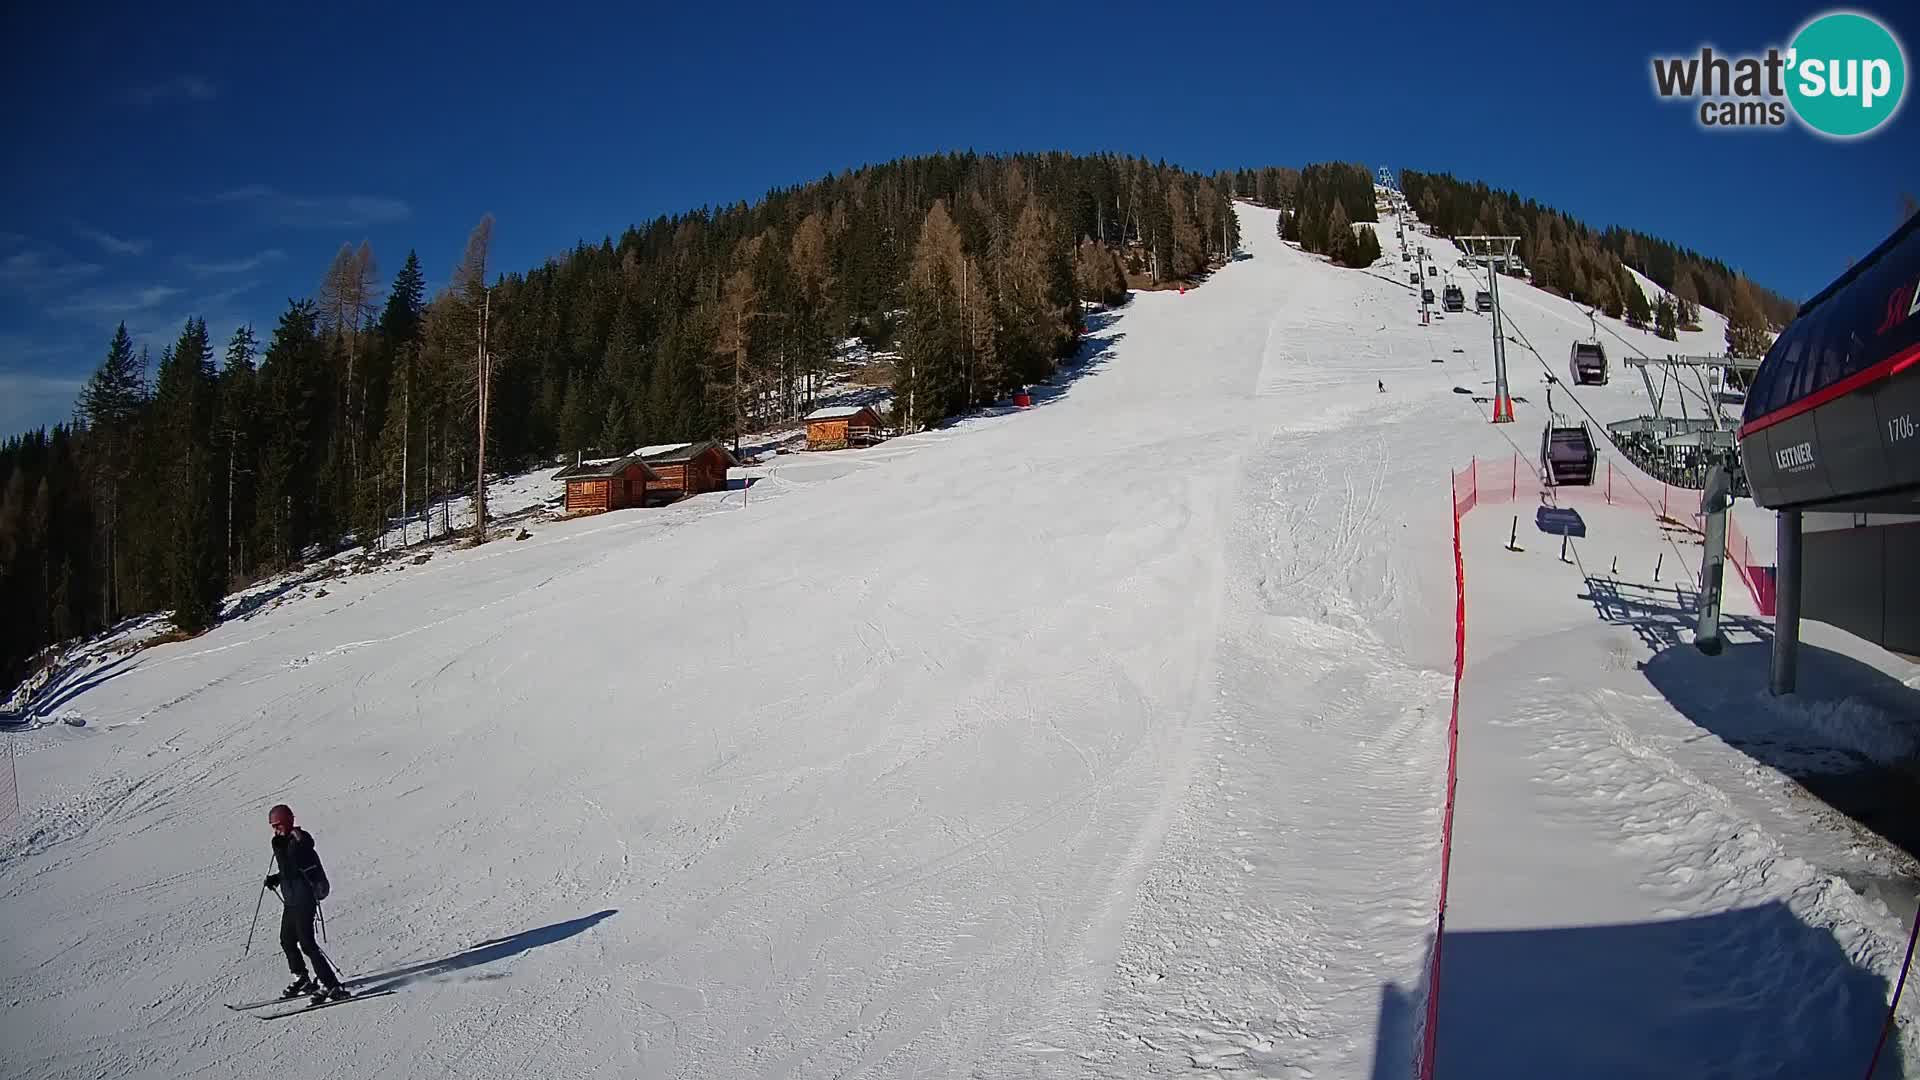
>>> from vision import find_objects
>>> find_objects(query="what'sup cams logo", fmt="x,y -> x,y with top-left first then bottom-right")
1651,10 -> 1907,137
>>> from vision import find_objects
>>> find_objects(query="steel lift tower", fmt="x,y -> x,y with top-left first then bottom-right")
1456,235 -> 1519,423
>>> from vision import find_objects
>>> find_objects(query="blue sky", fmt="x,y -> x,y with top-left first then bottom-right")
1,0 -> 1913,437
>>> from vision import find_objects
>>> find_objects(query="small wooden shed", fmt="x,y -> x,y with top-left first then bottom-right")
804,405 -> 883,451
552,455 -> 660,515
636,440 -> 740,502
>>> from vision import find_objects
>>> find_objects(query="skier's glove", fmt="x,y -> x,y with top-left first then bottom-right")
264,874 -> 280,888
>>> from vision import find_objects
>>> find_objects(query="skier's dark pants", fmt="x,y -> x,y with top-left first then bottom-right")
280,899 -> 340,988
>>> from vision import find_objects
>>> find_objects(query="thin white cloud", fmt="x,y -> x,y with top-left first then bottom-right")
75,226 -> 149,256
127,76 -> 217,107
0,371 -> 86,435
49,284 -> 186,320
0,249 -> 105,293
205,185 -> 412,229
178,249 -> 286,276
195,282 -> 262,310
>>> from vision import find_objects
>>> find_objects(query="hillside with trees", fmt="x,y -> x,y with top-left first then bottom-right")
1,151 -> 1252,692
1,153 -> 1810,692
1397,169 -> 1792,350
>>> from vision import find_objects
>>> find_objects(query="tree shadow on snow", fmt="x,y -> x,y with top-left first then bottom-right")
346,909 -> 617,992
1641,637 -> 1920,874
921,335 -> 1121,433
1374,903 -> 1904,1079
21,652 -> 143,719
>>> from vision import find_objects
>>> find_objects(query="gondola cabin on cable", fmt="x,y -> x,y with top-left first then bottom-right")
1569,340 -> 1609,385
1475,289 -> 1493,313
1541,411 -> 1598,486
552,455 -> 660,515
1442,284 -> 1465,312
636,441 -> 740,503
1738,213 -> 1920,661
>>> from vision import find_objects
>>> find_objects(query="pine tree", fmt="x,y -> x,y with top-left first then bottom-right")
1352,224 -> 1381,267
558,372 -> 593,453
317,241 -> 380,481
711,235 -> 765,450
450,214 -> 495,544
1724,275 -> 1771,358
1324,202 -> 1357,266
255,301 -> 325,567
1655,292 -> 1678,340
1622,269 -> 1652,327
217,324 -> 259,582
1166,179 -> 1204,279
789,212 -> 834,407
1006,198 -> 1064,384
151,319 -> 222,632
79,323 -> 145,625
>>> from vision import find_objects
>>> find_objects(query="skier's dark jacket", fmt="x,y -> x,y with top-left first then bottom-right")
269,827 -> 331,906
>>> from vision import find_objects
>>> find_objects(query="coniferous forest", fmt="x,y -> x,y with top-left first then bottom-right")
0,152 -> 1799,693
1,152 -> 1253,691
1397,169 -> 1793,349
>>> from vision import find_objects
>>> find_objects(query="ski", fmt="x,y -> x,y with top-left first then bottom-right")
226,994 -> 306,1011
253,989 -> 396,1019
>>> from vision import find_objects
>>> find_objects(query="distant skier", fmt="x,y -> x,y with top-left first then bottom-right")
1378,380 -> 1386,392
264,804 -> 349,1005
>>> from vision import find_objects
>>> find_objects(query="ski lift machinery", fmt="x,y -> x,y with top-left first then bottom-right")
1569,309 -> 1609,385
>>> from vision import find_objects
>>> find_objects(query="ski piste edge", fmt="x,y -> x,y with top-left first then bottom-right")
253,989 -> 396,1019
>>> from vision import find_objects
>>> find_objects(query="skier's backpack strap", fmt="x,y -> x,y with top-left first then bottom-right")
298,830 -> 331,902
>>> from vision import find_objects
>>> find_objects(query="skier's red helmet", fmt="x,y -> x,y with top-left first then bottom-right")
268,804 -> 295,829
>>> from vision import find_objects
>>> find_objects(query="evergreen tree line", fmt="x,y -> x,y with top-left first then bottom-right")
1397,169 -> 1795,341
2,151 -> 1257,691
1247,162 -> 1383,268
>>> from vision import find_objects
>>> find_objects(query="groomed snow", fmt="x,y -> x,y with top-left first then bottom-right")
1,201 -> 1915,1080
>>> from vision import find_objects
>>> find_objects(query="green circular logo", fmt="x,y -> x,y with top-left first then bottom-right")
1786,11 -> 1907,137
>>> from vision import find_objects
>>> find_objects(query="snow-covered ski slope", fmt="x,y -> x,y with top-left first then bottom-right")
3,201 -> 1917,1079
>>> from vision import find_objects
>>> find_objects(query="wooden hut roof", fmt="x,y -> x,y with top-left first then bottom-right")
635,440 -> 741,467
804,405 -> 875,421
552,455 -> 661,482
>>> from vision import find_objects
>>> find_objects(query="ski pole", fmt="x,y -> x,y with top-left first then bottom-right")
243,851 -> 273,956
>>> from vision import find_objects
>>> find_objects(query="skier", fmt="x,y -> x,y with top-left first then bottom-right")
264,804 -> 349,1005
1378,379 -> 1386,392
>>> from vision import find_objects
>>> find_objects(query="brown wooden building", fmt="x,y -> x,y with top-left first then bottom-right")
804,405 -> 884,450
637,441 -> 740,502
552,456 -> 660,514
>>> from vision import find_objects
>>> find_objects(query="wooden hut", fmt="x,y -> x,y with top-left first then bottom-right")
636,441 -> 740,502
804,405 -> 883,450
551,455 -> 660,515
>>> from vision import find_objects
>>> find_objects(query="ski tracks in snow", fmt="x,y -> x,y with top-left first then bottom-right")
1078,297 -> 1454,1077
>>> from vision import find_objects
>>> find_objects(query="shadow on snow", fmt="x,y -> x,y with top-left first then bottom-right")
1374,903 -> 1903,1079
345,909 -> 617,993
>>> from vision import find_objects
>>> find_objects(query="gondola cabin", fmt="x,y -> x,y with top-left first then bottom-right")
552,455 -> 660,514
1569,340 -> 1608,385
1739,213 -> 1920,658
1442,284 -> 1465,312
1475,290 -> 1493,313
1541,417 -> 1597,486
